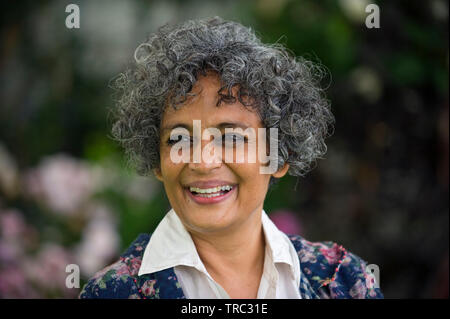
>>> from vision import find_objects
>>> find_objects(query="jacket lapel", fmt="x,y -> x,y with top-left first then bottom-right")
137,269 -> 186,299
298,271 -> 321,299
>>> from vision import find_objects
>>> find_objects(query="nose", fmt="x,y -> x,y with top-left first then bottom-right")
188,137 -> 223,173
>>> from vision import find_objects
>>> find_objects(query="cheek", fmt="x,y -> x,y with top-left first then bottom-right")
159,147 -> 181,181
231,162 -> 270,195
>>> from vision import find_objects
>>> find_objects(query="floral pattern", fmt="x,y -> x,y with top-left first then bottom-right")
79,233 -> 384,299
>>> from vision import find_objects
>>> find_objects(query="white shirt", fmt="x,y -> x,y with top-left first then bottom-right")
138,209 -> 302,299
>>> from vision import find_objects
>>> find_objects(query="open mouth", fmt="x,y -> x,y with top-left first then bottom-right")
188,185 -> 235,198
185,184 -> 237,204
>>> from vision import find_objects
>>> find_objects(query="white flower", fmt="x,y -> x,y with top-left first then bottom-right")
24,154 -> 103,215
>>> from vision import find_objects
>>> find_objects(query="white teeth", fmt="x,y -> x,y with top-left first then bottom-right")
197,193 -> 222,198
189,185 -> 234,194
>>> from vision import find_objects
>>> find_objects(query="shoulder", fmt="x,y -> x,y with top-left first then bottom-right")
79,233 -> 151,299
287,234 -> 384,299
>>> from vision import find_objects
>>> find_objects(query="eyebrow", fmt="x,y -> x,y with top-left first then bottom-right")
161,123 -> 191,132
161,121 -> 250,133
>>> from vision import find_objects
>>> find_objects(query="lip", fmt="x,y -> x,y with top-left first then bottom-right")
185,184 -> 237,205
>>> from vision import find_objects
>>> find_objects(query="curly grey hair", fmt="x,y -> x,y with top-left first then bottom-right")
111,16 -> 335,187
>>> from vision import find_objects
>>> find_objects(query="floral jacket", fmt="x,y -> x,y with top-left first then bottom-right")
79,233 -> 383,299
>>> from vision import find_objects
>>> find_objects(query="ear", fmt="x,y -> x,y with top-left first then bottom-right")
153,168 -> 164,182
272,163 -> 289,179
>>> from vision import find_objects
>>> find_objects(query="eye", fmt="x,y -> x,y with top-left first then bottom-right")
167,134 -> 192,146
223,133 -> 246,147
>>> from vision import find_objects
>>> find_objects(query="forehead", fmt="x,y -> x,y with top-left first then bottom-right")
161,74 -> 263,131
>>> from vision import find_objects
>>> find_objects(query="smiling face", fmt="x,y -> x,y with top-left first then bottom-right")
155,72 -> 288,236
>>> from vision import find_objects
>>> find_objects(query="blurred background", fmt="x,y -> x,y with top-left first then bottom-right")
0,0 -> 448,298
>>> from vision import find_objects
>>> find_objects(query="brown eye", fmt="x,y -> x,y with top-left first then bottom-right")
223,134 -> 246,147
167,135 -> 192,146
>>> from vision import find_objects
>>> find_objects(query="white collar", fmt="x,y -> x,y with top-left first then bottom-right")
138,208 -> 299,283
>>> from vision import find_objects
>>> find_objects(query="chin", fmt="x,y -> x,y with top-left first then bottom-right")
182,209 -> 236,233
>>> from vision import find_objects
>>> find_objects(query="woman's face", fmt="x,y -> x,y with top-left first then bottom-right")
155,73 -> 288,235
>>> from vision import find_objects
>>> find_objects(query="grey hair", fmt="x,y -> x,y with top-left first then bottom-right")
110,16 -> 335,187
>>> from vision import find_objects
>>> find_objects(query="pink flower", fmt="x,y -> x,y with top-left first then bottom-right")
366,275 -> 376,289
22,243 -> 79,298
0,209 -> 39,262
141,279 -> 156,296
300,250 -> 317,263
0,266 -> 40,298
23,154 -> 102,215
116,263 -> 130,277
128,257 -> 142,276
269,210 -> 303,235
74,202 -> 119,277
349,279 -> 367,299
0,209 -> 26,239
319,244 -> 341,264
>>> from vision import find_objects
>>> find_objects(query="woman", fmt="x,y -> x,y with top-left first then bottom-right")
79,16 -> 383,299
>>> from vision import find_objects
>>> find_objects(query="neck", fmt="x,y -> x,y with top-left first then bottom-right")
189,207 -> 266,279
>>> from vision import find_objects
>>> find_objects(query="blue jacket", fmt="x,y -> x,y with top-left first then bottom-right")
79,233 -> 383,299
